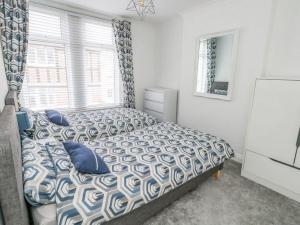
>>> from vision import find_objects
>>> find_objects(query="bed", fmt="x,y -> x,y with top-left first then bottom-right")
0,91 -> 234,225
27,107 -> 158,142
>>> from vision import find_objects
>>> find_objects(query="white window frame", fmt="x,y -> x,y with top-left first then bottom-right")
22,4 -> 122,110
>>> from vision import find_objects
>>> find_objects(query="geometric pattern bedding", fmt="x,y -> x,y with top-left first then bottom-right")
21,138 -> 56,206
27,107 -> 157,143
45,122 -> 234,225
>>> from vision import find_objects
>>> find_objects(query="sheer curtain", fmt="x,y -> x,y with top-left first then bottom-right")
197,39 -> 208,93
21,4 -> 121,110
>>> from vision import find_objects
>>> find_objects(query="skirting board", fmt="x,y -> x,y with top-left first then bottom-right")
241,170 -> 300,203
232,152 -> 243,163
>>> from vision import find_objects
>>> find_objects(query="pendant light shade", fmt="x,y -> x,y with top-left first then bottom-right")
126,0 -> 155,17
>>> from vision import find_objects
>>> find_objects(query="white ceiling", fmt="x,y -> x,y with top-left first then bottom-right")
50,0 -> 210,21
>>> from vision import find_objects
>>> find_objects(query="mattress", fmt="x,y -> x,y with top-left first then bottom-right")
31,204 -> 56,225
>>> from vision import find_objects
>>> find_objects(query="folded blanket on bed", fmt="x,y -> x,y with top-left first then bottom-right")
26,108 -> 158,142
43,122 -> 234,225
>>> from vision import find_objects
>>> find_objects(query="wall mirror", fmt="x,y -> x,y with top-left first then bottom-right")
194,30 -> 239,100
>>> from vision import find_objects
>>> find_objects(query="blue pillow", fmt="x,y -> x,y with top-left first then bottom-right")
45,110 -> 69,126
63,141 -> 110,174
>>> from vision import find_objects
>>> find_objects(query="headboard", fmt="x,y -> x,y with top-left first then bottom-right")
0,91 -> 30,225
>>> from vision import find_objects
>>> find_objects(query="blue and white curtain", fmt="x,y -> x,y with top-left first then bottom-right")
0,0 -> 29,95
112,19 -> 135,109
206,38 -> 217,93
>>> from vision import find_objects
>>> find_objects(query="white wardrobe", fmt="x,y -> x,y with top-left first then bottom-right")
242,78 -> 300,202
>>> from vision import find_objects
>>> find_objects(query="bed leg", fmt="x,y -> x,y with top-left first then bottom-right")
213,163 -> 224,180
213,170 -> 222,180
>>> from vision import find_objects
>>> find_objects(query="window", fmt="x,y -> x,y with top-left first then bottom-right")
21,6 -> 121,110
82,21 -> 120,107
196,39 -> 208,93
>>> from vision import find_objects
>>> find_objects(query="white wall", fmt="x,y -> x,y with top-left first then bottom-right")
264,0 -> 300,77
131,20 -> 158,110
156,16 -> 183,89
155,0 -> 274,161
0,46 -> 8,112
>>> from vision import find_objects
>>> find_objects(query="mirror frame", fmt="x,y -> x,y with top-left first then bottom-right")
193,29 -> 239,101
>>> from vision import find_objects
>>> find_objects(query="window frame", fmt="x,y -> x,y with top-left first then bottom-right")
22,5 -> 122,110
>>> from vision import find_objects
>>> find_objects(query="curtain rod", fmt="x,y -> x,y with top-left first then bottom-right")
30,0 -> 124,22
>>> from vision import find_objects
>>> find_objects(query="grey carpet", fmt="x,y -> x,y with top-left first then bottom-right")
144,160 -> 300,225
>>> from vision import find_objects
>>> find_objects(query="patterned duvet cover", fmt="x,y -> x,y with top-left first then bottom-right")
28,107 -> 157,142
23,122 -> 234,224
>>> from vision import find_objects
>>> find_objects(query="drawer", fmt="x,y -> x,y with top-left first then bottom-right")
144,90 -> 164,103
144,100 -> 164,113
144,109 -> 164,121
243,151 -> 300,195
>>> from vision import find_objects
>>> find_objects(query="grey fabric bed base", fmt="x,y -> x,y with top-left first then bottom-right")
104,165 -> 221,225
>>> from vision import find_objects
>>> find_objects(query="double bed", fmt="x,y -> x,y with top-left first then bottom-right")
0,91 -> 234,225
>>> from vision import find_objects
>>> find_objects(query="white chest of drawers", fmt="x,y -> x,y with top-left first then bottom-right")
143,88 -> 178,123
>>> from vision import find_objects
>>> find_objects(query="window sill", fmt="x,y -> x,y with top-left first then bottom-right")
59,104 -> 123,112
33,104 -> 123,113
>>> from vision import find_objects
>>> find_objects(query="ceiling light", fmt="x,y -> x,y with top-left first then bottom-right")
126,0 -> 155,17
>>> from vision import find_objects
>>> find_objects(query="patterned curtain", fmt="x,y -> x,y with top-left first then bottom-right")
0,0 -> 28,95
206,38 -> 217,93
112,19 -> 135,109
